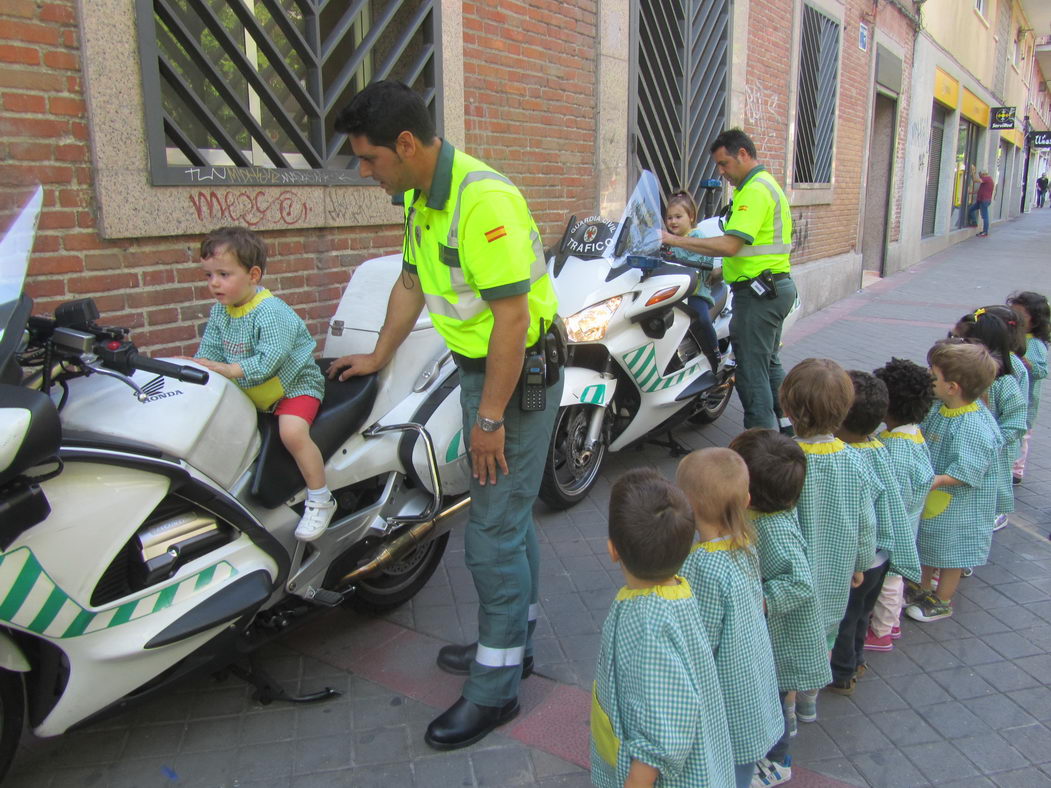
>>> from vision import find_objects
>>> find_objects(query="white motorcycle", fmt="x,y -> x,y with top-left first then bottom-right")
0,186 -> 469,780
540,171 -> 801,508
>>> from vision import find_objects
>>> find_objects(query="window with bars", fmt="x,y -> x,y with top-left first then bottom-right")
793,4 -> 840,185
134,0 -> 441,186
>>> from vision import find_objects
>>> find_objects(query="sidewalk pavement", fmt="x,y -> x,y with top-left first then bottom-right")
9,210 -> 1051,787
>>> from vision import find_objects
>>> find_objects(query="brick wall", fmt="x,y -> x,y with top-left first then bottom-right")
1,0 -> 599,357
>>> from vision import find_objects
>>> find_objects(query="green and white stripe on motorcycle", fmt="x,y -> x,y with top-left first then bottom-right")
579,384 -> 607,405
0,547 -> 236,639
622,344 -> 699,393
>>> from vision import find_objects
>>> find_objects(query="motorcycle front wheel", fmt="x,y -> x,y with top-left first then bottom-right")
539,405 -> 608,510
347,532 -> 450,614
0,670 -> 23,782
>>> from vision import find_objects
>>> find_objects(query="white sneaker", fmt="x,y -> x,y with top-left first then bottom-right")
993,514 -> 1009,532
751,756 -> 792,787
295,497 -> 336,541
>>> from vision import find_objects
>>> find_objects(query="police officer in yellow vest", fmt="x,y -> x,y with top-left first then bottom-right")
663,129 -> 796,429
329,81 -> 563,750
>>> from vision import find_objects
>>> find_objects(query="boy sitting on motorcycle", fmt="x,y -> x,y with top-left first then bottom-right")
193,227 -> 335,542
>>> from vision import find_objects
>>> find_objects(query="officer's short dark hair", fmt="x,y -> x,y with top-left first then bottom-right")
200,226 -> 267,274
710,128 -> 757,160
334,80 -> 437,151
729,429 -> 806,513
841,371 -> 889,437
609,468 -> 694,582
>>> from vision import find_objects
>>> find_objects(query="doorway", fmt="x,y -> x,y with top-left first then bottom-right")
862,92 -> 897,277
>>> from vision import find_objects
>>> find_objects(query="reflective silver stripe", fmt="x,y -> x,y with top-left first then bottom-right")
528,603 -> 540,621
733,174 -> 792,257
475,643 -> 525,667
448,171 -> 515,246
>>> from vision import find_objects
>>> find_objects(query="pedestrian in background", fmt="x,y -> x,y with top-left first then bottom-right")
1036,173 -> 1048,208
967,166 -> 995,237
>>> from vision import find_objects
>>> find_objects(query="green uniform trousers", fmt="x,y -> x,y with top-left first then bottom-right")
458,366 -> 563,706
729,276 -> 797,429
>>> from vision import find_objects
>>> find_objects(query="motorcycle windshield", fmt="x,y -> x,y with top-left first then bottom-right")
0,186 -> 43,356
603,170 -> 663,260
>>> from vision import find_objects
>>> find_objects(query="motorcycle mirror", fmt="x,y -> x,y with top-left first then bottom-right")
552,214 -> 577,277
612,216 -> 633,258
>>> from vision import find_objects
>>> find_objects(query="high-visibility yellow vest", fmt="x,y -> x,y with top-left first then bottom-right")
401,142 -> 557,358
722,166 -> 793,282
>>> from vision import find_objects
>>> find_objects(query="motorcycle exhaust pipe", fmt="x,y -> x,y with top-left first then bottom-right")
338,496 -> 471,587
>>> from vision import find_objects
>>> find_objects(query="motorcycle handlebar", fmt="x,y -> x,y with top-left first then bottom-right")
127,353 -> 209,385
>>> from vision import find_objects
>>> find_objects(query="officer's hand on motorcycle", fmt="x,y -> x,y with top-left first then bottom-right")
470,425 -> 508,486
327,354 -> 380,381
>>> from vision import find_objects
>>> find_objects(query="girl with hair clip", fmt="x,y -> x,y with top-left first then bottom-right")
664,190 -> 722,376
952,309 -> 1027,533
1007,291 -> 1049,485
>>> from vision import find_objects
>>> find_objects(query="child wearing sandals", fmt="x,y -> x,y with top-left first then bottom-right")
866,359 -> 935,651
1007,292 -> 1049,486
905,340 -> 1001,623
677,449 -> 783,788
729,429 -> 830,788
590,468 -> 734,788
778,359 -> 877,724
828,372 -> 921,694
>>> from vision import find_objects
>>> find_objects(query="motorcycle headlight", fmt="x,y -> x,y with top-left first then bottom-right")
564,296 -> 622,342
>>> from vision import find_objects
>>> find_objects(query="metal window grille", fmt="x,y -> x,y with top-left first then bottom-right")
632,0 -> 730,207
921,103 -> 946,238
793,5 -> 839,185
135,0 -> 441,186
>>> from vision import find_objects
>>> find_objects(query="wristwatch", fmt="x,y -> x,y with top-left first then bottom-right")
476,415 -> 504,432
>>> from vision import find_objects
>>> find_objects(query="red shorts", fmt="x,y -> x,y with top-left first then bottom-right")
274,395 -> 321,425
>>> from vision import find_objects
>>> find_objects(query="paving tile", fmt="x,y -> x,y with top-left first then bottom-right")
972,660 -> 1043,693
531,749 -> 586,778
292,732 -> 354,775
884,673 -> 954,707
1015,653 -> 1051,682
956,731 -> 1029,774
849,676 -> 910,714
942,637 -> 1003,666
1007,687 -> 1051,722
962,693 -> 1038,731
982,630 -> 1048,659
851,749 -> 929,788
901,740 -> 979,783
818,713 -> 892,755
351,726 -> 412,766
411,752 -> 474,788
294,763 -> 415,787
868,708 -> 942,746
790,723 -> 843,763
805,756 -> 868,786
990,768 -> 1051,787
1002,724 -> 1051,765
996,580 -> 1051,603
914,700 -> 992,740
471,746 -> 537,786
901,641 -> 962,672
927,667 -> 998,700
864,646 -> 924,677
953,608 -> 1013,636
536,773 -> 595,787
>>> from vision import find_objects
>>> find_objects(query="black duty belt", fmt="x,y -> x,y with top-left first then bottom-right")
452,318 -> 565,376
730,271 -> 792,293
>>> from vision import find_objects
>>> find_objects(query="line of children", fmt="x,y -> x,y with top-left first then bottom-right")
1007,292 -> 1049,486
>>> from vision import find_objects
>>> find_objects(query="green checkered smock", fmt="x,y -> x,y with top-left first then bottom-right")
751,509 -> 832,693
794,436 -> 877,642
590,579 -> 734,788
918,403 -> 1002,569
878,425 -> 934,533
988,371 -> 1028,514
848,440 -> 921,582
681,540 -> 783,765
196,288 -> 325,411
1024,335 -> 1048,428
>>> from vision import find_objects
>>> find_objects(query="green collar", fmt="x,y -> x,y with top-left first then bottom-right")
737,165 -> 767,189
424,139 -> 456,209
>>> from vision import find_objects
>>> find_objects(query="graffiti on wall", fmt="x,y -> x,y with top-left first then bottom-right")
188,190 -> 310,226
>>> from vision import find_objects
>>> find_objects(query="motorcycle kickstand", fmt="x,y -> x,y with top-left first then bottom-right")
648,431 -> 692,457
227,658 -> 341,705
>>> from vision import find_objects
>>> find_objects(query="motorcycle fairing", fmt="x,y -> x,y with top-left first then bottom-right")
558,366 -> 619,409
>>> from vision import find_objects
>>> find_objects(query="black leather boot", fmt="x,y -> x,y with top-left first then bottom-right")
436,642 -> 534,678
424,696 -> 520,750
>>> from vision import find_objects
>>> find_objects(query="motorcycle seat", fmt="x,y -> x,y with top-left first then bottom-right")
250,360 -> 378,508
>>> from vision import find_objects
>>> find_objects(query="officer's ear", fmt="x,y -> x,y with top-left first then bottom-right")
395,130 -> 418,160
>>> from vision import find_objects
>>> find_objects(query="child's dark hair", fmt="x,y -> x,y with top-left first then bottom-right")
334,79 -> 437,150
608,468 -> 694,581
779,358 -> 854,436
927,338 -> 997,401
200,227 -> 268,274
728,429 -> 806,513
873,358 -> 934,425
841,371 -> 889,436
667,191 -> 698,224
980,305 -> 1026,357
953,308 -> 1012,377
1008,291 -> 1051,343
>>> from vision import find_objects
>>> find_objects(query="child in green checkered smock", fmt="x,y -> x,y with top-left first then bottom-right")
729,429 -> 830,784
905,340 -> 1001,623
591,469 -> 734,788
952,309 -> 1027,524
193,227 -> 335,542
676,449 -> 783,788
869,356 -> 936,648
1009,291 -> 1050,483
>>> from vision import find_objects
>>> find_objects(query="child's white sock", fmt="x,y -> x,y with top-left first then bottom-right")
307,486 -> 332,504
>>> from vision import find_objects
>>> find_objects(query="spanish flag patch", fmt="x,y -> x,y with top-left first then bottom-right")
484,226 -> 507,243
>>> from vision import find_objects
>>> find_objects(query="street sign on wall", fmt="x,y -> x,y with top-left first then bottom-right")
991,106 -> 1016,130
1032,131 -> 1051,148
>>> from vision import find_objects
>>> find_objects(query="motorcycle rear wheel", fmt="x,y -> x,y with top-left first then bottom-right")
539,405 -> 608,510
0,670 -> 23,783
346,532 -> 450,614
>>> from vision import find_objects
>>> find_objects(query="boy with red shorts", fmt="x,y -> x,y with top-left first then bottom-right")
194,226 -> 333,541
